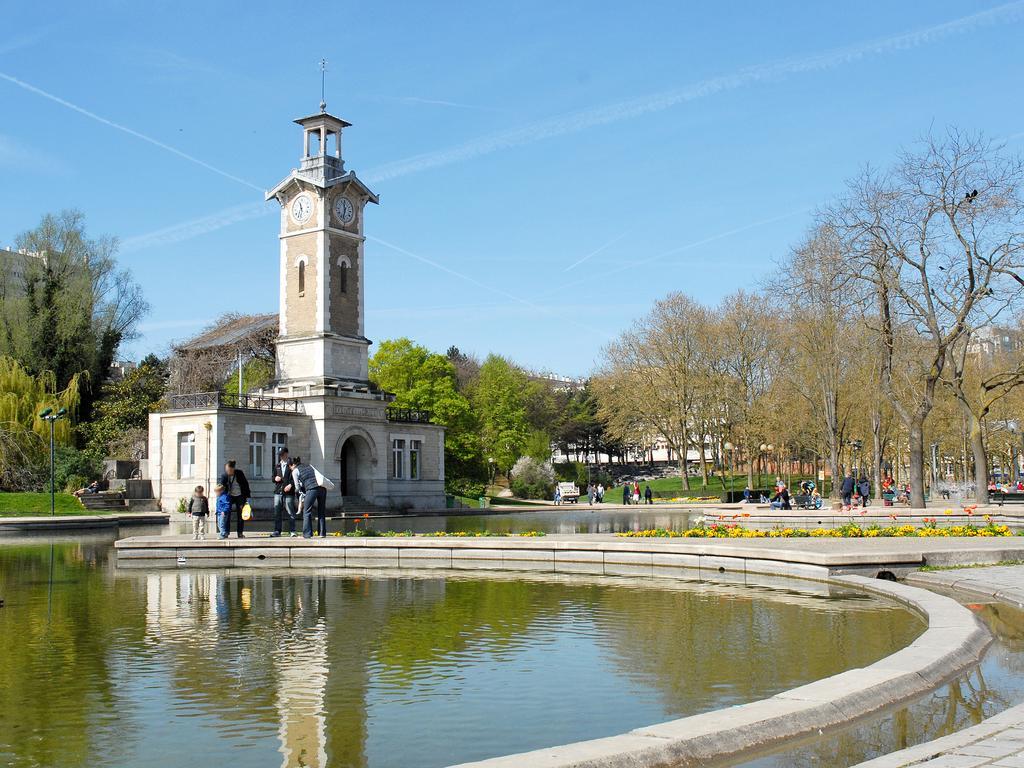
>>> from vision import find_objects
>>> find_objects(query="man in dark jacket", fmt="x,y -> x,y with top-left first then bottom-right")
217,460 -> 251,538
644,485 -> 653,505
271,448 -> 297,537
840,471 -> 855,509
858,476 -> 871,508
290,456 -> 326,538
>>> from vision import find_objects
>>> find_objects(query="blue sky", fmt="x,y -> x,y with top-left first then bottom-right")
2,1 -> 1023,377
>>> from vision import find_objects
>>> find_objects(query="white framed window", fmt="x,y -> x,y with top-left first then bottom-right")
249,431 -> 266,478
272,432 -> 289,464
409,439 -> 421,480
392,439 -> 406,479
177,432 -> 195,479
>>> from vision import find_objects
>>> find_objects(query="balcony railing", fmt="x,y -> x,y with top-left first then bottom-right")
386,407 -> 432,424
167,392 -> 304,414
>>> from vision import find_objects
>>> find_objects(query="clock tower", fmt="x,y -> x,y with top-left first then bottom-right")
266,109 -> 379,388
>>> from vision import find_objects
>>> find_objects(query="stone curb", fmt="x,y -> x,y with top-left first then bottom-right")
848,569 -> 1024,767
115,535 -> 992,768
0,513 -> 170,533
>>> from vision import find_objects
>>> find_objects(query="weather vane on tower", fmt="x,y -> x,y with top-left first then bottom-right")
320,58 -> 328,113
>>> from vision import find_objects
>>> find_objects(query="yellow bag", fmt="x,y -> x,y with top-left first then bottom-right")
241,502 -> 253,521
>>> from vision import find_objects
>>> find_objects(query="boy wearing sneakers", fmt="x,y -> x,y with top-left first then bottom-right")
187,485 -> 210,540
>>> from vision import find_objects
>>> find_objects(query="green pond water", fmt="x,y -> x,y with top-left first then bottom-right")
0,535 -> 925,768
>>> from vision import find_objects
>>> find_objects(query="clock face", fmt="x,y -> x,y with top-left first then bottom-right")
333,196 -> 355,225
290,194 -> 313,224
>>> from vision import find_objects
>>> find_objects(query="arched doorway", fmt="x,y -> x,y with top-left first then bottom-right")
338,434 -> 374,499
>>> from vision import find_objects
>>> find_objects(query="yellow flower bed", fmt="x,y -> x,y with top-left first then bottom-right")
616,523 -> 1014,539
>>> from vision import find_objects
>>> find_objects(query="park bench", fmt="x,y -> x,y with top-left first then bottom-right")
993,492 -> 1024,506
792,494 -> 823,510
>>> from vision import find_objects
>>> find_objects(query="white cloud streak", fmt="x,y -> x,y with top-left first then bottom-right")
363,1 -> 1024,184
0,71 -> 264,192
120,201 -> 271,252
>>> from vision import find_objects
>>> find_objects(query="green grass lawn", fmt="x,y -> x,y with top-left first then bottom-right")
0,492 -> 89,516
581,475 -> 830,504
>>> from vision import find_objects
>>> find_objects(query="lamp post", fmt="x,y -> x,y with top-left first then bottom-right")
724,441 -> 734,492
39,407 -> 68,516
847,438 -> 863,478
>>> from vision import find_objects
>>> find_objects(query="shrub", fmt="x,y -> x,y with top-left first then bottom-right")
63,474 -> 89,494
446,478 -> 487,499
54,447 -> 104,493
509,456 -> 555,499
554,461 -> 588,488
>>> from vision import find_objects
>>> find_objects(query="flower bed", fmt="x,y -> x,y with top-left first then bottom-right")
616,522 -> 1014,539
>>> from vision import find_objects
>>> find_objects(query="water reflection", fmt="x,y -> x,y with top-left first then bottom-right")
1,540 -> 924,768
735,602 -> 1024,767
164,509 -> 707,537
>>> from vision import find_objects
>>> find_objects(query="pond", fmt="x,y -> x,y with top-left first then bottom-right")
0,536 -> 923,768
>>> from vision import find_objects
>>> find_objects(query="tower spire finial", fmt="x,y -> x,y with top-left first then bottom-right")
319,58 -> 328,113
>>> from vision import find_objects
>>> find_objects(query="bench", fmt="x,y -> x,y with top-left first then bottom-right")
994,492 -> 1024,506
792,494 -> 823,510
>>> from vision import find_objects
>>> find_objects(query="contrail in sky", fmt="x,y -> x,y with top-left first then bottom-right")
4,1 -> 1019,259
367,234 -> 609,335
563,231 -> 630,272
121,201 -> 270,253
0,71 -> 263,192
363,0 -> 1024,183
546,208 -> 810,298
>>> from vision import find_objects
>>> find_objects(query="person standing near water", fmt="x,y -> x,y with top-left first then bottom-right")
217,461 -> 251,538
290,456 -> 326,538
271,447 -> 298,537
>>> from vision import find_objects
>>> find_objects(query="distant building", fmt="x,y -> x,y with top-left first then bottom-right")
108,361 -> 137,382
0,246 -> 46,296
968,326 -> 1024,357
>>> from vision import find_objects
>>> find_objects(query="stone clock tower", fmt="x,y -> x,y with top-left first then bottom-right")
147,106 -> 446,514
266,110 -> 379,387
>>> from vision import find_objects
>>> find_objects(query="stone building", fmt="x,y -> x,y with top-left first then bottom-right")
147,109 -> 446,513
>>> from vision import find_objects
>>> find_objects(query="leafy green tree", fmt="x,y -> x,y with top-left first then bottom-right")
222,357 -> 276,396
0,355 -> 80,489
471,355 -> 530,473
80,354 -> 168,458
0,211 -> 148,425
370,338 -> 483,483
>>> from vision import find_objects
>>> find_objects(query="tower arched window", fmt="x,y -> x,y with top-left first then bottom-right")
298,262 -> 306,296
340,263 -> 349,293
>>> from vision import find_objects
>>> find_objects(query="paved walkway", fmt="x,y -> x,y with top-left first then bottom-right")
855,564 -> 1024,767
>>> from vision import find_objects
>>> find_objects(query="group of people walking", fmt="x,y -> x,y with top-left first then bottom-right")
621,480 -> 653,505
184,448 -> 330,539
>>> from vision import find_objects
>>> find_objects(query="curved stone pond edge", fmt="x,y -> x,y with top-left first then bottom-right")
115,535 -> 994,767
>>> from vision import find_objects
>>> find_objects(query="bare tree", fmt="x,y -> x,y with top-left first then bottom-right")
946,326 -> 1024,503
595,294 -> 710,490
831,131 -> 1024,507
717,291 -> 776,488
771,225 -> 859,498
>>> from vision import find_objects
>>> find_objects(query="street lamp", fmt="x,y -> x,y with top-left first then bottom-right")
39,407 -> 68,516
724,441 -> 734,488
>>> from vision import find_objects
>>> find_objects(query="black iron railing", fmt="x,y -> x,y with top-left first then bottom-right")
168,392 -> 304,413
386,407 -> 432,424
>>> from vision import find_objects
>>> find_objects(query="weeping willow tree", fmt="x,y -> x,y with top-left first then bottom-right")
0,356 -> 80,490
